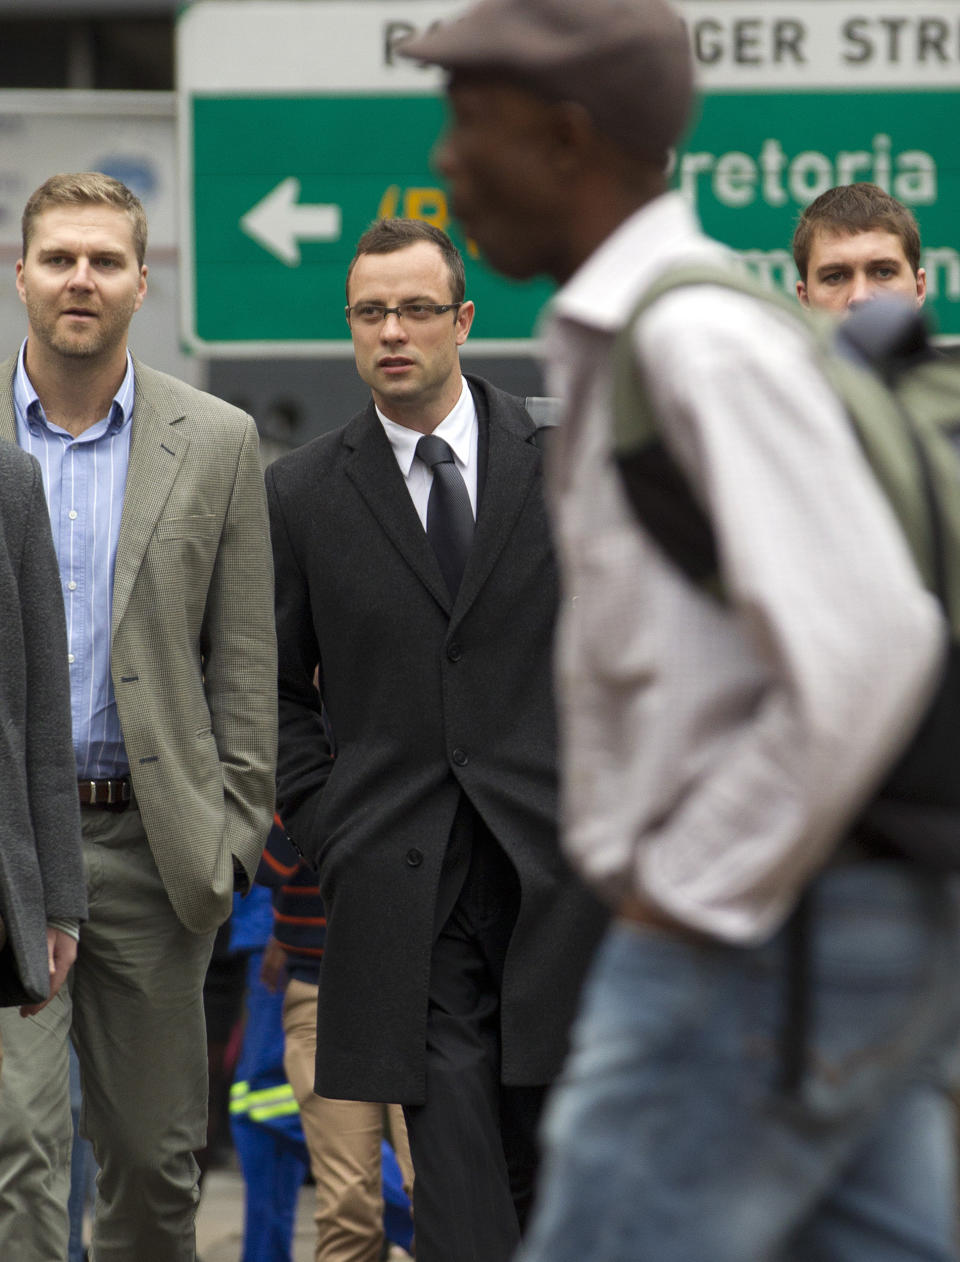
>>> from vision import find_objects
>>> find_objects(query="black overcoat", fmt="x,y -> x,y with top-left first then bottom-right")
267,376 -> 606,1103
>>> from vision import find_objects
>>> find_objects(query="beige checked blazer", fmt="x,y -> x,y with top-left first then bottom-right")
0,354 -> 277,934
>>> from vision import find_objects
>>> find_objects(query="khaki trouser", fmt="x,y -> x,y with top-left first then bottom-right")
283,977 -> 415,1262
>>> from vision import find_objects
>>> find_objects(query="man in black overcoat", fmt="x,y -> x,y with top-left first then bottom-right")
267,219 -> 606,1262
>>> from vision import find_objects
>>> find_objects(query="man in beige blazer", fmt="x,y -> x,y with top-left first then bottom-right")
0,173 -> 276,1262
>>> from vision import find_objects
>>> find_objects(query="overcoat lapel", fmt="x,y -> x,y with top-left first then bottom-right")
344,405 -> 453,611
341,388 -> 541,619
454,390 -> 539,619
111,370 -> 189,637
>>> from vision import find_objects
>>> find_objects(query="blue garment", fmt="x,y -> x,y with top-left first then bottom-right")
230,1123 -> 305,1262
229,882 -> 277,956
230,952 -> 309,1262
518,864 -> 960,1262
382,1139 -> 415,1253
14,342 -> 134,777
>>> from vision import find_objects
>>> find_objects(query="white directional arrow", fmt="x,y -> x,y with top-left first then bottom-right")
240,177 -> 342,266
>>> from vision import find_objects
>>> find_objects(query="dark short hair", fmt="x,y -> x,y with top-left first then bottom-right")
346,219 -> 466,304
22,172 -> 148,268
792,183 -> 921,282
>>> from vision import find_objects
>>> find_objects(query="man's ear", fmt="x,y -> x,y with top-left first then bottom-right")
796,279 -> 809,308
455,300 -> 476,346
536,99 -> 609,181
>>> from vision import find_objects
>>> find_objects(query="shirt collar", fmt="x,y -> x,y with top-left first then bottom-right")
544,192 -> 727,336
14,340 -> 136,434
376,377 -> 476,476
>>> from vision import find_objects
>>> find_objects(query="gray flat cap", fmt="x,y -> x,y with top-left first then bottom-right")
399,0 -> 694,162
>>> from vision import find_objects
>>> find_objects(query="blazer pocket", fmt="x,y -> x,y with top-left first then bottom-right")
155,514 -> 219,541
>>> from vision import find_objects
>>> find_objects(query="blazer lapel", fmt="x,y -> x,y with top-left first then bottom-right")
111,364 -> 189,637
0,356 -> 20,442
0,352 -> 190,638
343,405 -> 452,611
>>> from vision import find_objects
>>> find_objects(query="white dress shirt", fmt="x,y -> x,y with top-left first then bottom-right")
377,379 -> 479,526
542,192 -> 945,944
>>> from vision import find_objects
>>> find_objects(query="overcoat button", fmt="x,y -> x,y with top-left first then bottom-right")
406,849 -> 423,867
452,748 -> 468,766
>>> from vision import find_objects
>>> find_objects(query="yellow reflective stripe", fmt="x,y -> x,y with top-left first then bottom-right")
229,1081 -> 251,1113
247,1084 -> 296,1105
249,1100 -> 301,1121
229,1081 -> 300,1118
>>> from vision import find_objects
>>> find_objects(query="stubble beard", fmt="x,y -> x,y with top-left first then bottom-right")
26,297 -> 135,363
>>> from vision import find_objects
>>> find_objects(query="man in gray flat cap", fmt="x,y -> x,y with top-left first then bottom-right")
402,3 -> 960,1260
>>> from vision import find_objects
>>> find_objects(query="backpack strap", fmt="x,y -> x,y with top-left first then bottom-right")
609,263 -> 798,599
610,263 -> 950,612
524,395 -> 562,453
611,261 -> 802,459
523,395 -> 562,429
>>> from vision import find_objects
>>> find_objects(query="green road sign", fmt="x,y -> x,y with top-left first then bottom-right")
178,0 -> 960,355
178,1 -> 553,356
188,92 -> 551,350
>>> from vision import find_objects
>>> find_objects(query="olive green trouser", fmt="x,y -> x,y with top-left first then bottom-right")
0,805 -> 215,1262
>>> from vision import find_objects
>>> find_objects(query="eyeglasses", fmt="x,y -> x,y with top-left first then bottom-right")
346,302 -> 463,325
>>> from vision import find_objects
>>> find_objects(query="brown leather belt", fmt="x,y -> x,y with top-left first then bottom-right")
78,778 -> 132,811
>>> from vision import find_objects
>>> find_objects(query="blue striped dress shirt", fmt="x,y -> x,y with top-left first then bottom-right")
14,341 -> 135,779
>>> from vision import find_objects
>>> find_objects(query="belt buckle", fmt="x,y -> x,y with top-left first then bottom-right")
80,778 -> 131,810
107,778 -> 130,811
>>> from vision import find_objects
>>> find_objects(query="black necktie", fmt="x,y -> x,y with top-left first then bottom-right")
416,434 -> 475,597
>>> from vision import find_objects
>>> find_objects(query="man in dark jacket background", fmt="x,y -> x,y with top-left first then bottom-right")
0,438 -> 86,1039
267,219 -> 605,1262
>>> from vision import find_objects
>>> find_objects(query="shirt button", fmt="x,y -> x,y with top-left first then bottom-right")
452,748 -> 468,767
405,849 -> 423,867
67,654 -> 75,664
68,510 -> 78,520
67,581 -> 77,591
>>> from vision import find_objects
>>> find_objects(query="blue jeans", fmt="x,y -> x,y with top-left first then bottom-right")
518,864 -> 960,1262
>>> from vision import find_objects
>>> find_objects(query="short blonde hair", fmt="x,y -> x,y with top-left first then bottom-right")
22,172 -> 148,267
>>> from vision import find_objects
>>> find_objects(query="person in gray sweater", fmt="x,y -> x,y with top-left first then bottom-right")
0,437 -> 86,1042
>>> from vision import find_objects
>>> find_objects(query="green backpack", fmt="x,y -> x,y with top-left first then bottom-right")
610,265 -> 960,871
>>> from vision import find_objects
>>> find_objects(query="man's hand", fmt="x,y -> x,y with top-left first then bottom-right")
259,935 -> 287,994
617,894 -> 711,945
20,927 -> 77,1017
